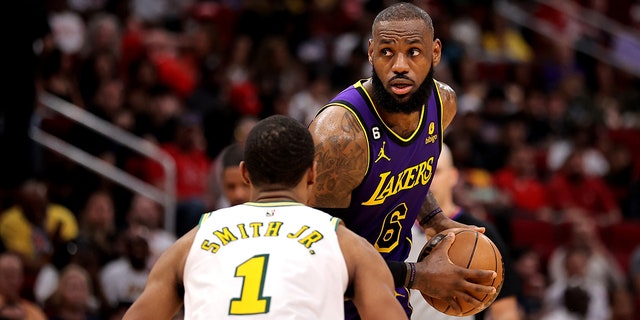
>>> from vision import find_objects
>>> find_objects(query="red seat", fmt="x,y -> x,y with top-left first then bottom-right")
601,222 -> 640,274
509,218 -> 559,265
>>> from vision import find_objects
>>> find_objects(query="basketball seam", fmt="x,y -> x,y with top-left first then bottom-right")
465,231 -> 478,269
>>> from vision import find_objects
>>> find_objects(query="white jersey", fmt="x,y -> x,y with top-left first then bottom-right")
183,202 -> 349,319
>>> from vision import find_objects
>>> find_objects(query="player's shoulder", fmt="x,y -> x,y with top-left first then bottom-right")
434,79 -> 457,128
434,79 -> 457,102
309,104 -> 365,141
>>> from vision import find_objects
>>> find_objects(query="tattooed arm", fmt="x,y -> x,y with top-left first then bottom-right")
308,106 -> 368,209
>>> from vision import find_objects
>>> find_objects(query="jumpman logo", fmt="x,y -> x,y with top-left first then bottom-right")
375,141 -> 391,163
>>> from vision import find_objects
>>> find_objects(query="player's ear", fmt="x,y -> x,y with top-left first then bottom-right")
239,161 -> 251,185
307,161 -> 317,186
368,39 -> 374,64
432,38 -> 442,67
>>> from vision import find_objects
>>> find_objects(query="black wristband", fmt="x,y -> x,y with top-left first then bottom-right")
386,260 -> 407,288
406,262 -> 416,288
419,207 -> 443,226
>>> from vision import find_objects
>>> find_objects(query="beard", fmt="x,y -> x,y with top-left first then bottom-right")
370,64 -> 435,114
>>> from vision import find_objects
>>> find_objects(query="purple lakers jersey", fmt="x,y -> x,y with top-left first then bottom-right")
317,79 -> 443,318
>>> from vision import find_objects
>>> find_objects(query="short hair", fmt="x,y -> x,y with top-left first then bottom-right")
244,115 -> 314,188
563,285 -> 590,316
220,143 -> 244,169
373,2 -> 434,36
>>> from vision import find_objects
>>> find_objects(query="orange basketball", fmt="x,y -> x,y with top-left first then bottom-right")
417,229 -> 504,316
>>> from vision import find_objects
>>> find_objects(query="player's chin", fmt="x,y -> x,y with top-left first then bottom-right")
392,94 -> 411,104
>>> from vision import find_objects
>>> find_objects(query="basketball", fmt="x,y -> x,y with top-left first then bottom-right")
417,229 -> 504,316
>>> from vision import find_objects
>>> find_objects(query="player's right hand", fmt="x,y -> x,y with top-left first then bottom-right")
411,232 -> 497,315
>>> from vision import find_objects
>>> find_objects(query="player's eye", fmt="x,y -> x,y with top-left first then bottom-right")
381,48 -> 392,56
409,48 -> 421,57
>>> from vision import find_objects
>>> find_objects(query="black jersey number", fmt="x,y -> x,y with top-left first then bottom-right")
229,254 -> 272,315
374,203 -> 408,253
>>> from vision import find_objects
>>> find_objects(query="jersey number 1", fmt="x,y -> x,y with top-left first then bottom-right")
229,254 -> 272,315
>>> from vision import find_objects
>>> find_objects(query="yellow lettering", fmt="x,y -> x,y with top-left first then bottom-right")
362,172 -> 391,205
265,221 -> 283,237
200,239 -> 220,253
237,224 -> 249,239
288,225 -> 310,238
249,222 -> 263,237
298,230 -> 324,248
213,227 -> 238,245
421,157 -> 434,184
379,176 -> 395,198
393,171 -> 405,194
362,157 -> 436,206
404,165 -> 416,188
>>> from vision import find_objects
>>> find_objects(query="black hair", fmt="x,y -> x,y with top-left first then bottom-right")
563,285 -> 590,316
244,115 -> 314,188
373,2 -> 434,36
221,143 -> 244,169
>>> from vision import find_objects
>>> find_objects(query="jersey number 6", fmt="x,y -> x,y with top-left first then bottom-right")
374,203 -> 408,253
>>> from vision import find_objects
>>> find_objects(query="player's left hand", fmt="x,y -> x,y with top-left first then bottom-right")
424,215 -> 485,238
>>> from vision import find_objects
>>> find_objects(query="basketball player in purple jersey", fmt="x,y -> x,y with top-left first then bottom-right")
308,3 -> 497,319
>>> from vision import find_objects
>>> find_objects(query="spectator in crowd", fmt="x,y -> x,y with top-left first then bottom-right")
546,149 -> 622,226
481,10 -> 533,63
78,47 -> 122,108
144,111 -> 212,236
0,179 -> 78,298
43,263 -> 101,320
33,189 -> 117,306
548,218 -> 625,291
540,285 -> 590,320
99,231 -> 150,315
38,47 -> 85,110
493,144 -> 551,220
543,246 -> 611,320
0,252 -> 47,320
512,246 -> 547,319
125,194 -> 175,268
287,70 -> 333,126
78,190 -> 119,265
548,218 -> 634,319
81,12 -> 121,60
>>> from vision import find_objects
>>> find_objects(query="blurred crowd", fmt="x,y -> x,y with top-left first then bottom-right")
1,0 -> 640,319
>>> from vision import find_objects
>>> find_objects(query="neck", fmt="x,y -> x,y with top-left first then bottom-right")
363,79 -> 421,138
251,189 -> 305,204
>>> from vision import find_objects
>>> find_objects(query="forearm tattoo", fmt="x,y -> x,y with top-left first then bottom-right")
418,190 -> 443,227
